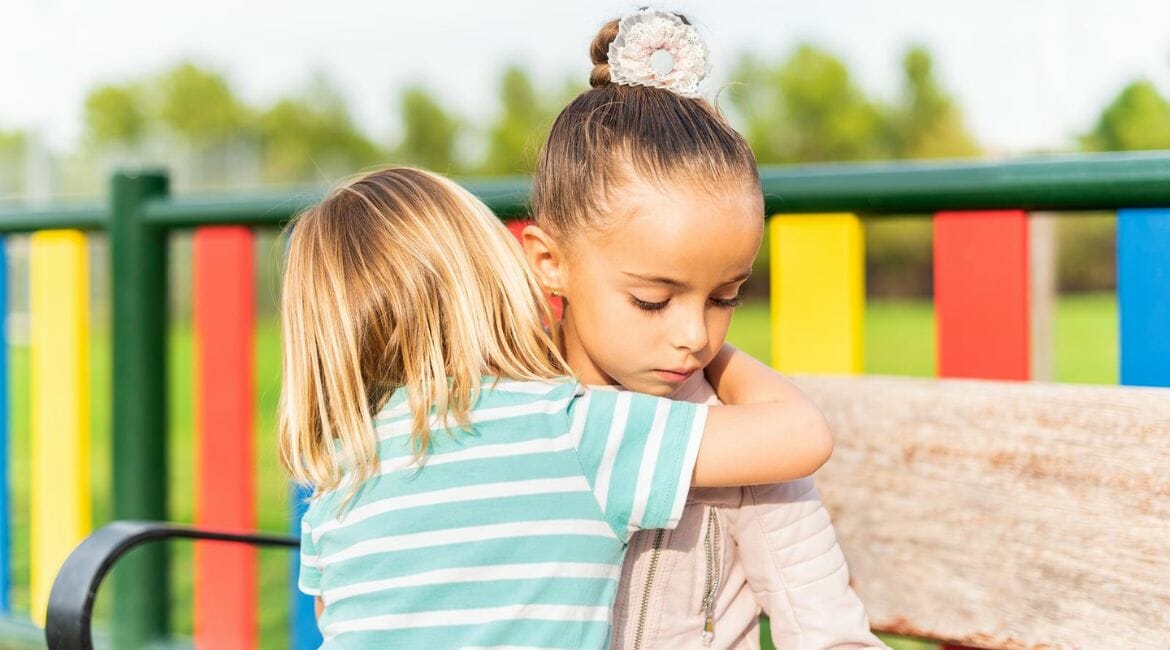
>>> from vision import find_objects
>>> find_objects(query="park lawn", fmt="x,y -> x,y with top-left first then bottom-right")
3,294 -> 1117,647
727,293 -> 1117,382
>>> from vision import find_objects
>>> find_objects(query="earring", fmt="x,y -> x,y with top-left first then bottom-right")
550,289 -> 561,297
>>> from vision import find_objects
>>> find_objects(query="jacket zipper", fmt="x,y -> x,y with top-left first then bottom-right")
632,528 -> 666,650
700,506 -> 723,646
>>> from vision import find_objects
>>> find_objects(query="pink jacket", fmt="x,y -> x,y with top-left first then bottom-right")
610,378 -> 885,650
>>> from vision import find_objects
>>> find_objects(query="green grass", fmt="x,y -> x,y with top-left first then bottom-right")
727,293 -> 1117,383
5,294 -> 1118,646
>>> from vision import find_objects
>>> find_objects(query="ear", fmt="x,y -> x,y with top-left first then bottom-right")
521,224 -> 568,297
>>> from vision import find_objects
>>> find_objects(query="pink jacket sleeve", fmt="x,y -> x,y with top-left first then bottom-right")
725,478 -> 887,649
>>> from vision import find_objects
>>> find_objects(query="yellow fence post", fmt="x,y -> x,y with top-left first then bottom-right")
770,214 -> 865,374
29,230 -> 90,624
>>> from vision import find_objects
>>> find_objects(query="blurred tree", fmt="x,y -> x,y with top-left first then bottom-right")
0,128 -> 27,196
259,74 -> 384,183
865,47 -> 980,298
156,62 -> 250,143
1064,78 -> 1170,294
83,83 -> 148,146
393,85 -> 462,173
480,66 -> 583,175
1081,79 -> 1170,151
482,66 -> 543,174
729,45 -> 887,164
730,45 -> 981,298
885,46 -> 980,159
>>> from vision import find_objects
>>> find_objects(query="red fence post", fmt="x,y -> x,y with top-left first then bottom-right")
934,210 -> 1030,381
193,226 -> 257,650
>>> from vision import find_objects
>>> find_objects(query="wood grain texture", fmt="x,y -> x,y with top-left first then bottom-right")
793,374 -> 1170,649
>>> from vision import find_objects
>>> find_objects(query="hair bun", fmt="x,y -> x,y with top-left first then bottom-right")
588,19 -> 620,88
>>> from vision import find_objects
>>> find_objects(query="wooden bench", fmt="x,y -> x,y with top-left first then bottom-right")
46,374 -> 1170,649
797,375 -> 1170,648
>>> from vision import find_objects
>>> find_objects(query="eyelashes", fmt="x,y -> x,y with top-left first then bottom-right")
628,295 -> 743,312
710,295 -> 744,309
630,296 -> 669,312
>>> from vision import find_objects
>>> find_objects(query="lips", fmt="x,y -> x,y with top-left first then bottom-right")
654,367 -> 698,382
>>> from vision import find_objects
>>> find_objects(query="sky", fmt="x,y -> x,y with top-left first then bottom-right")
5,0 -> 1170,155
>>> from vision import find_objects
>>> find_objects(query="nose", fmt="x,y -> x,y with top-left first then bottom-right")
670,305 -> 709,353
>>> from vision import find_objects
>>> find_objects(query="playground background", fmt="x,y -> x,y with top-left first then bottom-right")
0,278 -> 1117,646
1,1 -> 1163,647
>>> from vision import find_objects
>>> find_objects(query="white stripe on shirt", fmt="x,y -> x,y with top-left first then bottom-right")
375,381 -> 570,426
567,390 -> 591,451
627,398 -> 671,533
325,561 -> 620,604
320,518 -> 618,566
375,396 -> 574,441
324,603 -> 611,638
591,392 -> 630,516
313,476 -> 590,542
377,432 -> 576,476
668,405 -> 708,529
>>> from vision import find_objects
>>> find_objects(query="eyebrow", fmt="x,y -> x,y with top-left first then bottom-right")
622,271 -> 687,288
622,270 -> 752,288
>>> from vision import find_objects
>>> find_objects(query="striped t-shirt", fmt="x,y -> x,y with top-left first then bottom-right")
298,378 -> 708,648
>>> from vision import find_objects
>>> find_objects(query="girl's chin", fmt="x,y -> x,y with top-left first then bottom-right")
623,376 -> 678,397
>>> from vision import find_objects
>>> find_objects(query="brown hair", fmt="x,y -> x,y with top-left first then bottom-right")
279,167 -> 568,502
532,15 -> 760,239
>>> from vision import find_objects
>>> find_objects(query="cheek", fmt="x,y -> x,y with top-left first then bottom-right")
706,310 -> 734,350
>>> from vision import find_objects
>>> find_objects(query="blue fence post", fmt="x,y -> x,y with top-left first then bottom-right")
291,483 -> 322,649
1118,209 -> 1170,387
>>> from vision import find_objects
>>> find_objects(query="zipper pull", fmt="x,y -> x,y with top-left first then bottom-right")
701,614 -> 714,646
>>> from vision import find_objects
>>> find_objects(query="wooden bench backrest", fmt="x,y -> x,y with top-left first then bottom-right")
795,375 -> 1170,649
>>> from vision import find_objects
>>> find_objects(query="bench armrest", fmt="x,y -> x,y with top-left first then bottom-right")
46,520 -> 297,650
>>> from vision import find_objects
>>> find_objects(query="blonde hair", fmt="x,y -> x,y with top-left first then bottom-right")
278,167 -> 569,500
532,15 -> 760,239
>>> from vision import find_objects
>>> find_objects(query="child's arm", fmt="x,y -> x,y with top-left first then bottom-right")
692,343 -> 833,487
704,342 -> 808,407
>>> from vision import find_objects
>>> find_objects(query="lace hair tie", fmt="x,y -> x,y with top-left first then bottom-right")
607,8 -> 710,98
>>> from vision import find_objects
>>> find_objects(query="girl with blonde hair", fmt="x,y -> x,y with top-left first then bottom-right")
279,166 -> 833,647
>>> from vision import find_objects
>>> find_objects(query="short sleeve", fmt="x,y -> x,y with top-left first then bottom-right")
569,387 -> 707,541
298,518 -> 323,597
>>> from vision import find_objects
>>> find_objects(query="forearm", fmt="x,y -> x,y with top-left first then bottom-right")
694,343 -> 835,486
706,343 -> 811,408
693,401 -> 833,486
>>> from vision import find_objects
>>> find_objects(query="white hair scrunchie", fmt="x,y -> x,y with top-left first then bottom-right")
607,8 -> 710,98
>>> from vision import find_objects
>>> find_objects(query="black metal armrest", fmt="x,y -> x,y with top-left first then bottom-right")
45,520 -> 298,650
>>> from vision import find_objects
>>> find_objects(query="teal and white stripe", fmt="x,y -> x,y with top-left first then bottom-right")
299,379 -> 707,648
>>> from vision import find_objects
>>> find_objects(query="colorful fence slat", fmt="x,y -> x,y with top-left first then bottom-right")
193,226 -> 256,649
29,230 -> 90,624
934,210 -> 1029,650
1117,208 -> 1170,387
933,211 -> 1030,381
292,483 -> 322,650
0,237 -> 8,614
769,214 -> 864,374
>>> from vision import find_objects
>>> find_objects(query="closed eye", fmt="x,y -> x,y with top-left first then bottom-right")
710,295 -> 743,309
629,295 -> 669,312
